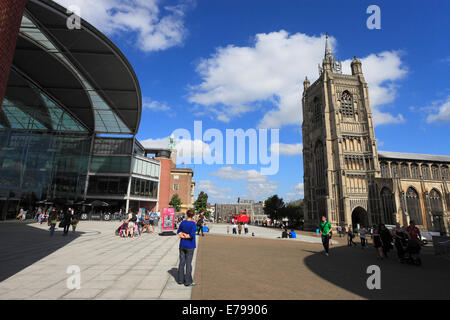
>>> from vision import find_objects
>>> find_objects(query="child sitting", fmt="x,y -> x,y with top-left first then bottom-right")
119,221 -> 128,237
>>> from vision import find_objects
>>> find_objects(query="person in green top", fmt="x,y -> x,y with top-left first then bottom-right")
48,207 -> 58,236
319,216 -> 332,256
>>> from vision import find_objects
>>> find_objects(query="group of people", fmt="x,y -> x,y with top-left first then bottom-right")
33,206 -> 79,236
116,210 -> 159,238
228,222 -> 249,235
319,216 -> 423,262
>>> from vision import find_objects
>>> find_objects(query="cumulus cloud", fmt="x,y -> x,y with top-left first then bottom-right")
270,143 -> 302,156
143,98 -> 173,114
425,96 -> 450,124
54,0 -> 192,52
285,183 -> 304,201
209,166 -> 278,200
188,31 -> 408,128
195,180 -> 234,201
140,136 -> 211,163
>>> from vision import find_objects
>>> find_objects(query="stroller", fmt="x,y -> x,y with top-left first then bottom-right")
116,222 -> 128,237
400,238 -> 422,266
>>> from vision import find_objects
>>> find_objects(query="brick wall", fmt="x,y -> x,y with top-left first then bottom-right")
170,171 -> 193,212
0,0 -> 27,109
156,157 -> 172,211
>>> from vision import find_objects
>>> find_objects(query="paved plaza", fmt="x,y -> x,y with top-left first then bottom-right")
2,221 -> 449,300
192,232 -> 450,300
0,221 -> 196,300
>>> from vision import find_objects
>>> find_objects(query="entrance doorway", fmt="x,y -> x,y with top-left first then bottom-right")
351,206 -> 368,230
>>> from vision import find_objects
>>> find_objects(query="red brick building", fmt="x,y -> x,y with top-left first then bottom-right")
0,0 -> 28,109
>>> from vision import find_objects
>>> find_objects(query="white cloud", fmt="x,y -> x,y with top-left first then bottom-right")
54,0 -> 191,52
426,96 -> 450,124
209,166 -> 278,200
143,98 -> 172,112
140,136 -> 211,162
195,180 -> 233,201
188,31 -> 408,128
210,166 -> 267,183
271,143 -> 302,156
285,182 -> 304,201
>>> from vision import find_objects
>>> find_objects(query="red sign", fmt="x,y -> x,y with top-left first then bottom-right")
162,208 -> 175,232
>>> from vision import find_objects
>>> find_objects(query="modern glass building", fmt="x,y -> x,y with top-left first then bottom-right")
0,0 -> 158,219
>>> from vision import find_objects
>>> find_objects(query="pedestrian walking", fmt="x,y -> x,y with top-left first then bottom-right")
380,224 -> 393,258
337,225 -> 342,237
127,211 -> 137,238
347,226 -> 357,246
359,226 -> 367,249
372,225 -> 384,259
238,223 -> 243,235
319,216 -> 332,256
71,211 -> 79,233
392,223 -> 407,260
48,207 -> 58,236
177,209 -> 197,287
196,212 -> 205,236
244,223 -> 249,235
232,222 -> 237,234
61,208 -> 72,236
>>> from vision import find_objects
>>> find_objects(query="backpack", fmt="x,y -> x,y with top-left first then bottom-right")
131,213 -> 137,222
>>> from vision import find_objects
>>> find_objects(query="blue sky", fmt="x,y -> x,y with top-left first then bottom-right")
56,0 -> 450,204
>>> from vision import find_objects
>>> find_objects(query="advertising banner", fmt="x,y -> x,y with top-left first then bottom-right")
161,208 -> 175,232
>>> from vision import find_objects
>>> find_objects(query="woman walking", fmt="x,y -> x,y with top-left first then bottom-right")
372,225 -> 384,259
61,208 -> 72,236
177,209 -> 197,287
392,223 -> 407,260
380,224 -> 393,258
71,210 -> 79,233
48,207 -> 58,236
347,226 -> 357,246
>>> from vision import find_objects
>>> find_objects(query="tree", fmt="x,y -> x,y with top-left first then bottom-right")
169,194 -> 182,212
264,195 -> 284,221
279,200 -> 304,228
194,191 -> 210,218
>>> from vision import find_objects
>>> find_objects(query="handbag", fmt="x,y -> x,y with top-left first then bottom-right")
58,221 -> 65,228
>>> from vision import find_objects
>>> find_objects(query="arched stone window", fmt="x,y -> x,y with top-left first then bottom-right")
431,165 -> 440,180
314,141 -> 325,187
341,91 -> 354,118
429,189 -> 444,232
421,164 -> 430,180
401,163 -> 410,178
442,165 -> 449,180
380,162 -> 389,178
313,97 -> 321,125
391,162 -> 399,178
406,187 -> 422,225
380,187 -> 395,225
411,164 -> 419,179
429,189 -> 443,214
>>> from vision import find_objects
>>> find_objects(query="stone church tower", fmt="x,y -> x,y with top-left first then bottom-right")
302,34 -> 381,230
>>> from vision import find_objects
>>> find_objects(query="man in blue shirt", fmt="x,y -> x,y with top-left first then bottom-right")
177,209 -> 197,286
149,210 -> 158,233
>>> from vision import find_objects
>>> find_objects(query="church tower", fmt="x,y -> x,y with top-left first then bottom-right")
302,34 -> 381,230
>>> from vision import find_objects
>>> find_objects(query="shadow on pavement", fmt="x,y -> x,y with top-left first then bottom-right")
167,267 -> 179,282
0,222 -> 85,282
303,243 -> 450,299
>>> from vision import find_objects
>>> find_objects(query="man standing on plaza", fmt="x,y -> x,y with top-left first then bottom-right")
177,209 -> 197,287
319,216 -> 332,256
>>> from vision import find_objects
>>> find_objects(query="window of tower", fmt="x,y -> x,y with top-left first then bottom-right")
314,141 -> 325,186
380,162 -> 389,178
341,91 -> 354,118
313,97 -> 321,125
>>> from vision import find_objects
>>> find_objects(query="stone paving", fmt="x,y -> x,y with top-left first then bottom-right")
206,223 -> 336,244
0,221 -> 197,300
